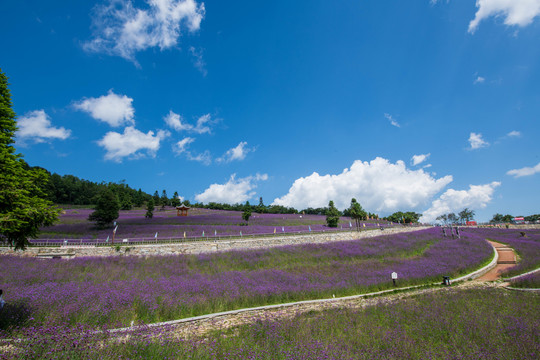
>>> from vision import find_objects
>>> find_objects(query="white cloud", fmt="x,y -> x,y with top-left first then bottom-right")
165,111 -> 193,132
195,173 -> 268,204
172,137 -> 211,165
84,0 -> 205,64
384,113 -> 400,128
468,132 -> 489,149
411,153 -> 430,166
97,126 -> 169,161
469,0 -> 540,34
507,130 -> 521,137
272,157 -> 453,212
17,110 -> 71,143
164,111 -> 215,134
74,90 -> 135,127
421,182 -> 501,223
507,162 -> 540,178
217,141 -> 255,163
189,46 -> 207,76
473,76 -> 485,84
172,137 -> 195,154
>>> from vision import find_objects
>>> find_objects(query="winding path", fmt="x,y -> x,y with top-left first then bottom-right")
475,240 -> 517,282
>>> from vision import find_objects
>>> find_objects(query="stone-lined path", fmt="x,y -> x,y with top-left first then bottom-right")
476,240 -> 517,282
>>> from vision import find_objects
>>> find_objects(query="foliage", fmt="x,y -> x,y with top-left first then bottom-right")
160,189 -> 168,210
145,198 -> 155,219
242,201 -> 252,223
490,213 -> 514,223
325,200 -> 340,227
170,191 -> 180,207
386,211 -> 421,224
458,208 -> 475,224
88,189 -> 119,228
0,68 -> 59,250
348,198 -> 366,231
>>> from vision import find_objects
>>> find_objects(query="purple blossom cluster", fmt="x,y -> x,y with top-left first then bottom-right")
0,228 -> 492,334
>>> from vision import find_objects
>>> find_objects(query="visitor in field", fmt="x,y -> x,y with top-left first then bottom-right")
0,289 -> 5,309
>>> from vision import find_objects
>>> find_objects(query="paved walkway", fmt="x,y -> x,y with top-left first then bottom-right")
476,240 -> 517,282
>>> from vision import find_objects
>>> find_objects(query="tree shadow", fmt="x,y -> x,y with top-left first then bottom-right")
0,301 -> 33,331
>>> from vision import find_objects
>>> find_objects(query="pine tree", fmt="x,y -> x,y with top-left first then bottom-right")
88,189 -> 119,228
145,198 -> 155,219
242,201 -> 252,224
0,69 -> 59,249
326,200 -> 341,228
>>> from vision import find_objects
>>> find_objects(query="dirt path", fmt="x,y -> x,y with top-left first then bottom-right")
475,240 -> 517,282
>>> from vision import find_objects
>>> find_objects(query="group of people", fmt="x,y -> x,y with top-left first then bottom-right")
442,226 -> 461,238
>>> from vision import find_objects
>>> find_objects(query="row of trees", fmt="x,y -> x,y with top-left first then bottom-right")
436,208 -> 476,225
490,213 -> 540,223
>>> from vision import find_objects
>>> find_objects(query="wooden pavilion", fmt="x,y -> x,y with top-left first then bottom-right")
176,204 -> 190,216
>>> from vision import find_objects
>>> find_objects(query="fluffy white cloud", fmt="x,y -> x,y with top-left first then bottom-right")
507,130 -> 521,137
507,162 -> 540,178
468,132 -> 489,149
411,153 -> 430,166
74,90 -> 135,127
164,111 -> 214,134
272,157 -> 453,212
384,113 -> 400,128
84,0 -> 205,64
421,182 -> 501,223
217,141 -> 255,163
97,126 -> 169,161
17,110 -> 71,142
195,174 -> 268,204
469,0 -> 540,33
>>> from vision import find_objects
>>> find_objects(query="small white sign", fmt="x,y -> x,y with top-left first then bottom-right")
122,239 -> 128,243
391,272 -> 398,279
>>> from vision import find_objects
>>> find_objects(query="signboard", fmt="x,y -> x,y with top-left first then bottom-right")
391,272 -> 398,280
514,217 -> 524,221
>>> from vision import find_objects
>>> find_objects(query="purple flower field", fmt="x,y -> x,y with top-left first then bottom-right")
0,228 -> 492,334
2,287 -> 538,359
465,228 -> 540,277
34,207 -> 391,242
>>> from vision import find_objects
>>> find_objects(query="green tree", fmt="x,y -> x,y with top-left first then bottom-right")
160,190 -> 168,210
326,200 -> 341,228
348,198 -> 366,231
242,201 -> 252,224
88,189 -> 119,228
145,198 -> 155,219
0,69 -> 60,250
171,191 -> 181,207
458,208 -> 475,224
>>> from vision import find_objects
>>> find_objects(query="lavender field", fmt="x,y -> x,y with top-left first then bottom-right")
466,228 -> 540,278
0,228 -> 493,333
34,207 -> 391,242
2,287 -> 538,359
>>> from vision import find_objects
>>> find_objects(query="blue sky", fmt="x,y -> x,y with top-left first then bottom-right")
2,0 -> 539,222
